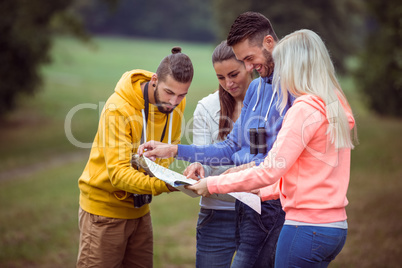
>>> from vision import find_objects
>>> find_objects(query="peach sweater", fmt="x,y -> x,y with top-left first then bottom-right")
207,94 -> 355,223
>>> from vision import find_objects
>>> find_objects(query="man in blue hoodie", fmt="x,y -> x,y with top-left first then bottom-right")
139,12 -> 293,268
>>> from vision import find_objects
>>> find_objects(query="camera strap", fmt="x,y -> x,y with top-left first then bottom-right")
141,82 -> 172,144
133,81 -> 174,209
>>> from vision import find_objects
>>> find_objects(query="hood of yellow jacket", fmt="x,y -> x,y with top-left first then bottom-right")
114,69 -> 154,110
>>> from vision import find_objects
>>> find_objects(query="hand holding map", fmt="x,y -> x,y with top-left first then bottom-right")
132,154 -> 261,214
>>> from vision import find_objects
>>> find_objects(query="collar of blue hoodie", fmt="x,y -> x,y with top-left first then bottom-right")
252,75 -> 278,122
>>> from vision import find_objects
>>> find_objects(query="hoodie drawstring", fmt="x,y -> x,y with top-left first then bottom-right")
168,112 -> 173,144
252,77 -> 262,111
141,109 -> 173,145
265,87 -> 277,122
141,81 -> 173,145
141,109 -> 147,142
251,77 -> 277,122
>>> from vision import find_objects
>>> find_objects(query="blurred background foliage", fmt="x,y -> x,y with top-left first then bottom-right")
0,0 -> 72,114
354,0 -> 402,116
0,0 -> 401,117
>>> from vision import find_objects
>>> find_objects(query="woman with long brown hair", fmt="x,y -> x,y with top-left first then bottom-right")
183,40 -> 254,267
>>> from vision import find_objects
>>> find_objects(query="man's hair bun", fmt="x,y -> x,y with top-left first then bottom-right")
171,47 -> 182,54
156,46 -> 193,84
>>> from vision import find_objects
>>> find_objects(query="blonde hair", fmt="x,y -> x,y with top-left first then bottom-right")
273,29 -> 357,149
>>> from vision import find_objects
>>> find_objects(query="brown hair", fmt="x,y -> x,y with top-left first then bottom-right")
227,12 -> 278,47
212,41 -> 251,140
156,46 -> 194,83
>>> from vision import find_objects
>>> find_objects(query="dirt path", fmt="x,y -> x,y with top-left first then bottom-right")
0,151 -> 88,181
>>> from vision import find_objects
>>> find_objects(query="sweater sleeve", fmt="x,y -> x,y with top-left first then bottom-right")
259,180 -> 281,201
192,103 -> 214,145
177,99 -> 247,165
177,79 -> 252,166
192,102 -> 231,177
101,108 -> 169,196
207,102 -> 323,195
177,135 -> 238,166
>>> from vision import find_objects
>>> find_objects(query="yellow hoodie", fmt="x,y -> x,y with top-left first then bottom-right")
79,69 -> 186,219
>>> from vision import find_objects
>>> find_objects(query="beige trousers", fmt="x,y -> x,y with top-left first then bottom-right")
77,207 -> 153,268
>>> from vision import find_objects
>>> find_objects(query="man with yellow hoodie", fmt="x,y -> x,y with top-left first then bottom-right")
77,47 -> 194,267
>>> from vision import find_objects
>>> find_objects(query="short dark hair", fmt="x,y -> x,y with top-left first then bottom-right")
156,47 -> 194,83
227,12 -> 278,47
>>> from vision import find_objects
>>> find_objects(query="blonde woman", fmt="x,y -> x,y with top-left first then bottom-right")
188,29 -> 357,267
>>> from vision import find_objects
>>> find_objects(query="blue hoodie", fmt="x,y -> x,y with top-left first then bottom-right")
177,74 -> 294,166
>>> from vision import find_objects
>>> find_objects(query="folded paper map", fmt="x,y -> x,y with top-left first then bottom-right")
132,154 -> 261,214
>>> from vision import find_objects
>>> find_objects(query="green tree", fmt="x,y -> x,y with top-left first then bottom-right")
77,0 -> 216,42
0,0 -> 117,116
212,0 -> 365,73
354,0 -> 402,116
0,0 -> 217,116
0,0 -> 72,115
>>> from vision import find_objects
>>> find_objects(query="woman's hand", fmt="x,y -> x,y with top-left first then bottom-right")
137,140 -> 178,161
250,189 -> 262,199
185,179 -> 210,197
183,162 -> 205,181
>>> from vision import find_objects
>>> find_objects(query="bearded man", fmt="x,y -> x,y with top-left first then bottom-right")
77,47 -> 193,267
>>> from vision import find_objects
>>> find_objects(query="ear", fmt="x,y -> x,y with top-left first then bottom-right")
262,35 -> 275,52
151,74 -> 158,89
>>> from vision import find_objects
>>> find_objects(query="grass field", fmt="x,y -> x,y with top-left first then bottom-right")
0,36 -> 401,267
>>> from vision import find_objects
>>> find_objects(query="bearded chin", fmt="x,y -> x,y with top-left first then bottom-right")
262,48 -> 274,78
156,105 -> 173,114
154,89 -> 174,114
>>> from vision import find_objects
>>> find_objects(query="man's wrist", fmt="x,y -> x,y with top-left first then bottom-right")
172,144 -> 178,157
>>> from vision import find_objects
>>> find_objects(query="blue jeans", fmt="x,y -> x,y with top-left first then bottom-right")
196,208 -> 237,268
231,199 -> 285,268
275,225 -> 347,268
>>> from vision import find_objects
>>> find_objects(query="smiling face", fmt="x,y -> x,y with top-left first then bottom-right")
213,58 -> 252,101
153,74 -> 190,114
232,37 -> 275,78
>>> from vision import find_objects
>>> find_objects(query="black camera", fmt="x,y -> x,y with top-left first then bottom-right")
133,193 -> 152,208
249,127 -> 267,155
